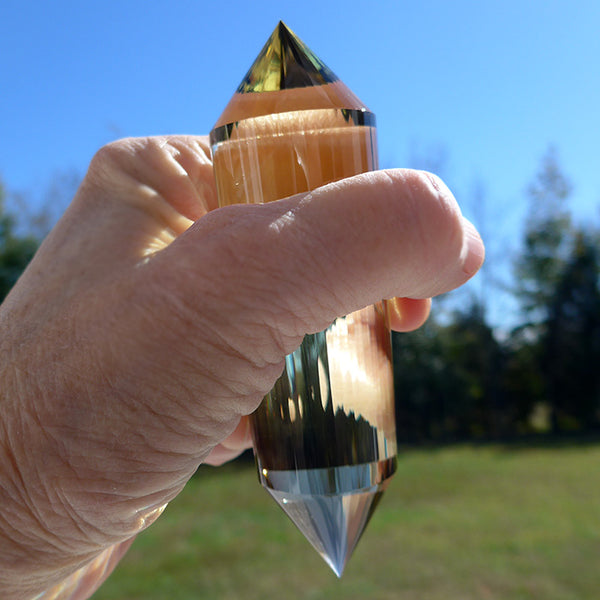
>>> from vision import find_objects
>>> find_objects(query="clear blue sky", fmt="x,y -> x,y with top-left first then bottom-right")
1,0 -> 599,325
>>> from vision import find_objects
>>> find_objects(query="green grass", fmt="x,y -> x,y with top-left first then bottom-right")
93,443 -> 600,599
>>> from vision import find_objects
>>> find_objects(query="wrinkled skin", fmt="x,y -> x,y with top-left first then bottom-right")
0,136 -> 484,599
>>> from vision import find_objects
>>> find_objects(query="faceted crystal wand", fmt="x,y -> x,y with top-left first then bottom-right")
210,22 -> 397,576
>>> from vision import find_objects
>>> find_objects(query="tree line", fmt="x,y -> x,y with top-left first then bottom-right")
2,149 -> 599,443
395,148 -> 600,442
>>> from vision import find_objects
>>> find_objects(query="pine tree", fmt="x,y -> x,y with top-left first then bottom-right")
515,146 -> 573,323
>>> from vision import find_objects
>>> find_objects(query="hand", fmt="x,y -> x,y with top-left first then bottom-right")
0,136 -> 484,598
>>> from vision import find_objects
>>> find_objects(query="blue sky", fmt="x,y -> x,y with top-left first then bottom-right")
1,0 -> 599,326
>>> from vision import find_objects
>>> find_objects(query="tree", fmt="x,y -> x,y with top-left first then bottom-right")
8,168 -> 79,240
393,318 -> 448,443
514,146 -> 573,323
0,180 -> 39,302
393,301 -> 507,443
0,169 -> 80,304
542,231 -> 600,430
510,148 -> 600,433
510,148 -> 576,433
440,303 -> 507,439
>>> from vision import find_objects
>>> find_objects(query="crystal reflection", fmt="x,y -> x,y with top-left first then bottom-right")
251,303 -> 396,472
260,458 -> 395,577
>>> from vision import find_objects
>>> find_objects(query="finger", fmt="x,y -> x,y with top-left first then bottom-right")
85,135 -> 217,224
203,417 -> 253,467
386,297 -> 432,332
22,137 -> 217,296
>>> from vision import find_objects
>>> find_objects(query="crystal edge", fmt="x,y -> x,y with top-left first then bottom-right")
210,109 -> 376,146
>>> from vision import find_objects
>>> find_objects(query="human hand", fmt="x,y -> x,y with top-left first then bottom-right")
0,136 -> 483,598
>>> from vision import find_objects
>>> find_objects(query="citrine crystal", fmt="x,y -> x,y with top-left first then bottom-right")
236,20 -> 337,93
210,22 -> 397,577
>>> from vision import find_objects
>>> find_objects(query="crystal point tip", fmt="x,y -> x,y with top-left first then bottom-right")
211,22 -> 368,130
266,483 -> 384,577
236,21 -> 338,94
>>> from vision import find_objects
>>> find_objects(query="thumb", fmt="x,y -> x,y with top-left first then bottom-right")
157,168 -> 483,341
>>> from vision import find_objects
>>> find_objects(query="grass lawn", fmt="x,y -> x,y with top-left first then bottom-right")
93,443 -> 600,599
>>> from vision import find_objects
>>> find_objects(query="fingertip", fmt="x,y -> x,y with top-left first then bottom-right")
461,217 -> 486,277
386,297 -> 432,332
203,417 -> 253,467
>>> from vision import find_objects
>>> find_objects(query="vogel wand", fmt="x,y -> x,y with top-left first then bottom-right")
209,21 -> 397,576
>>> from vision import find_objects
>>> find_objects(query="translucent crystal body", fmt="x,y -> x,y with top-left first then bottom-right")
210,22 -> 396,576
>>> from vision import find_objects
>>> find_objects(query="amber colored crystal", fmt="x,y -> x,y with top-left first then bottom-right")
210,22 -> 396,577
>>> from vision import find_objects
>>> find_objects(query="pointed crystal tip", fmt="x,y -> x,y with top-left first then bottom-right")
266,480 -> 386,576
236,21 -> 338,93
211,21 -> 368,130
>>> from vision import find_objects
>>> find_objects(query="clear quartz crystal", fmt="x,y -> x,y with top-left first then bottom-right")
210,21 -> 397,576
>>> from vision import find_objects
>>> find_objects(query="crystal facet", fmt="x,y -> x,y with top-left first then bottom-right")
260,459 -> 395,577
236,21 -> 338,93
210,22 -> 396,576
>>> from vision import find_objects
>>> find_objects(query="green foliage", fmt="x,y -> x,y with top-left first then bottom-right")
542,231 -> 600,430
0,181 -> 39,302
394,304 -> 508,442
